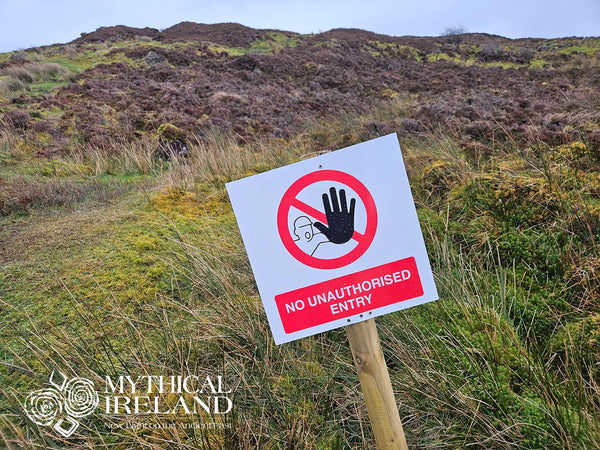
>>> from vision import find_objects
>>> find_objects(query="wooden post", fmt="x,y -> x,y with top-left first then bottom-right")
346,318 -> 408,450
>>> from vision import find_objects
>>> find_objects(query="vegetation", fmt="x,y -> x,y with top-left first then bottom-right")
441,26 -> 467,47
0,23 -> 599,448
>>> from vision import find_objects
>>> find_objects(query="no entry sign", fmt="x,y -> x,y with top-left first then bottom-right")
277,169 -> 377,269
227,134 -> 438,344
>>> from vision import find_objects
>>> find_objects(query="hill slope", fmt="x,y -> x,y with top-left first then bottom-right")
0,23 -> 599,449
1,23 -> 598,154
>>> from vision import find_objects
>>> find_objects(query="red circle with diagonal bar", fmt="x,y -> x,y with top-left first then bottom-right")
277,170 -> 377,269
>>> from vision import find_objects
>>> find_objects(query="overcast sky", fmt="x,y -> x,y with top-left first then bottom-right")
0,0 -> 598,53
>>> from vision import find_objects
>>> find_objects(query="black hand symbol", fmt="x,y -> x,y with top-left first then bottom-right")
314,187 -> 356,244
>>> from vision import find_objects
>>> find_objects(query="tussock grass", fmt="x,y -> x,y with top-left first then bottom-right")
0,122 -> 27,159
380,231 -> 600,448
0,125 -> 146,216
161,130 -> 301,193
0,77 -> 26,95
70,135 -> 160,176
0,62 -> 73,98
1,63 -> 72,84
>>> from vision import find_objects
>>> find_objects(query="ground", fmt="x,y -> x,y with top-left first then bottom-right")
0,23 -> 599,448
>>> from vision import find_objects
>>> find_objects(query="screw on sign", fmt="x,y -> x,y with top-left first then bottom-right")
277,170 -> 377,269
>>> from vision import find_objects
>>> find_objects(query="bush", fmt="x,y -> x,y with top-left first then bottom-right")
515,47 -> 535,64
157,123 -> 186,141
454,172 -> 564,228
441,26 -> 467,46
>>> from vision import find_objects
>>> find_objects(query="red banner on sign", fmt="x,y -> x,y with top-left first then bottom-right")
275,257 -> 423,334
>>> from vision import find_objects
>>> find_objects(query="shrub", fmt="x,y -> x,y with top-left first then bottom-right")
515,47 -> 535,64
550,314 -> 600,382
441,26 -> 467,46
454,172 -> 565,228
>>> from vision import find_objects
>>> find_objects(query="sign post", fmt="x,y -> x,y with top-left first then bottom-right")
227,134 -> 438,448
346,319 -> 407,450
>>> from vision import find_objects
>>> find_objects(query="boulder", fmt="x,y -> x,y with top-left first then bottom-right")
145,50 -> 166,65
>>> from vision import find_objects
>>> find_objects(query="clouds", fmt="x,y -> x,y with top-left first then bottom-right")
0,0 -> 598,52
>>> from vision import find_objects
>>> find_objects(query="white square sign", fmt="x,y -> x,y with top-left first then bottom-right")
226,134 -> 438,344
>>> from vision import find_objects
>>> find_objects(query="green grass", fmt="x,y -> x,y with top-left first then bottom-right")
24,80 -> 71,96
0,61 -> 74,99
210,33 -> 301,57
2,39 -> 187,83
1,106 -> 599,448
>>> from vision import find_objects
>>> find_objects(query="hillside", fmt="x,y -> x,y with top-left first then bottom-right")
1,23 -> 599,153
0,23 -> 599,448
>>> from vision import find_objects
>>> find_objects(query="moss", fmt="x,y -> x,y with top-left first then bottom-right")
417,159 -> 463,199
362,41 -> 402,58
556,43 -> 600,56
379,88 -> 398,99
157,123 -> 186,141
131,234 -> 162,251
530,58 -> 547,68
149,188 -> 201,217
551,314 -> 600,382
426,52 -> 457,63
146,262 -> 167,280
266,31 -> 300,51
34,131 -> 53,147
453,171 -> 565,228
43,45 -> 140,73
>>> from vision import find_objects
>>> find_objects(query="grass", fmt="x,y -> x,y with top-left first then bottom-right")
0,103 -> 599,448
210,32 -> 301,57
0,62 -> 74,99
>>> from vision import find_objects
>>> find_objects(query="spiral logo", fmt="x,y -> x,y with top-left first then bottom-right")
23,372 -> 99,437
23,388 -> 63,426
63,377 -> 99,418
